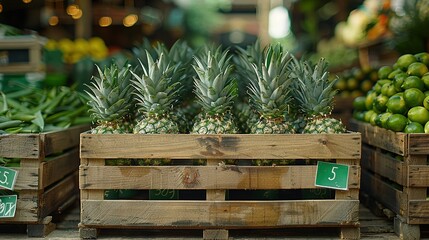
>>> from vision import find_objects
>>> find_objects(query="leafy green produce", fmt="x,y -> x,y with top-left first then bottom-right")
0,85 -> 90,134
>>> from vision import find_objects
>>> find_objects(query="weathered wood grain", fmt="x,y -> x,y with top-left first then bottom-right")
80,199 -> 359,228
79,165 -> 361,190
80,133 -> 361,160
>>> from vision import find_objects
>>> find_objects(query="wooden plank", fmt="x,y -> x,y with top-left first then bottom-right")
408,134 -> 429,155
9,165 -> 39,190
361,169 -> 403,216
43,125 -> 88,156
362,144 -> 406,186
408,200 -> 429,224
40,172 -> 79,218
0,197 -> 39,223
79,165 -> 360,190
408,165 -> 429,187
80,199 -> 359,228
80,133 -> 361,160
0,134 -> 40,158
41,148 -> 79,189
349,119 -> 406,156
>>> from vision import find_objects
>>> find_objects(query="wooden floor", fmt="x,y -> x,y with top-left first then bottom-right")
0,201 -> 414,240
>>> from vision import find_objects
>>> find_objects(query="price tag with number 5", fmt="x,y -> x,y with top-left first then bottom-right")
0,166 -> 18,190
315,161 -> 349,190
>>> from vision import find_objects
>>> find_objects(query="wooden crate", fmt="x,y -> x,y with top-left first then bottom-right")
0,125 -> 88,237
0,35 -> 45,74
79,132 -> 361,239
349,119 -> 429,239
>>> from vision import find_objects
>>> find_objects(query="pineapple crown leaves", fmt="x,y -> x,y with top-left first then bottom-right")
131,51 -> 181,117
192,47 -> 238,116
292,57 -> 338,118
84,62 -> 134,123
247,43 -> 293,119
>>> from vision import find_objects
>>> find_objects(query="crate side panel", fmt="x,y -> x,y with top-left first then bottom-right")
0,134 -> 40,158
349,120 -> 406,156
41,148 -> 79,189
80,199 -> 359,228
362,144 -> 406,185
409,200 -> 429,224
80,133 -> 361,160
79,165 -> 360,190
40,172 -> 78,217
408,134 -> 429,155
409,165 -> 429,187
0,197 -> 38,223
361,169 -> 403,215
11,166 -> 39,190
43,125 -> 88,156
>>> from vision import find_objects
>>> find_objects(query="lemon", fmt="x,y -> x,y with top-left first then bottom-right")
407,62 -> 429,77
415,52 -> 429,66
403,88 -> 425,108
402,76 -> 425,91
396,54 -> 417,71
386,94 -> 408,115
404,121 -> 424,133
378,65 -> 392,79
408,106 -> 429,125
387,114 -> 408,132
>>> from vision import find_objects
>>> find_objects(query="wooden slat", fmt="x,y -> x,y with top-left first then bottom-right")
40,172 -> 78,218
0,196 -> 39,223
349,119 -> 406,156
408,165 -> 429,187
362,144 -> 406,186
80,133 -> 361,160
408,134 -> 429,155
79,165 -> 360,190
0,134 -> 40,158
80,199 -> 359,228
9,166 -> 39,190
40,148 -> 79,189
43,125 -> 88,156
408,200 -> 429,224
361,169 -> 404,216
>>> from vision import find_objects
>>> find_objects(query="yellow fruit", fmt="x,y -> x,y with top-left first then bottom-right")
408,106 -> 429,125
407,62 -> 428,77
396,54 -> 417,71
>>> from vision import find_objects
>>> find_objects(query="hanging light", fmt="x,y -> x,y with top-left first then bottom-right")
22,0 -> 32,3
48,16 -> 59,26
99,16 -> 112,27
123,14 -> 138,27
71,9 -> 82,19
0,4 -> 3,13
268,5 -> 291,39
66,4 -> 80,16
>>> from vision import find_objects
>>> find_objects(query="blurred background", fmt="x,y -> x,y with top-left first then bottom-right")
0,0 -> 428,92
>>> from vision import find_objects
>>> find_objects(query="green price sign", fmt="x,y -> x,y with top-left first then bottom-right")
0,195 -> 17,218
0,166 -> 18,190
315,161 -> 349,190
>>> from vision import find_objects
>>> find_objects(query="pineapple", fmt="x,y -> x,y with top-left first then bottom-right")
191,47 -> 238,134
292,57 -> 346,134
85,62 -> 134,134
131,51 -> 180,134
247,43 -> 295,134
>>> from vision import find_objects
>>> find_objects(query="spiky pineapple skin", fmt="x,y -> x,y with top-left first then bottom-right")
303,117 -> 346,134
133,116 -> 179,134
250,118 -> 295,134
192,114 -> 238,134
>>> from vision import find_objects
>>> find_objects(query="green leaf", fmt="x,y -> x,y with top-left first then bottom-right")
31,110 -> 44,132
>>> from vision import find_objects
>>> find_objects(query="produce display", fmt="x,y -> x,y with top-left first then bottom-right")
353,52 -> 429,133
335,67 -> 378,97
85,40 -> 346,136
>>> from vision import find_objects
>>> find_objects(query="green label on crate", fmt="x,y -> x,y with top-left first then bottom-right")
0,195 -> 17,218
0,166 -> 18,190
315,161 -> 349,190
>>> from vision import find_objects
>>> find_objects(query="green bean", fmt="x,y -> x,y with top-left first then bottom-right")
0,120 -> 22,129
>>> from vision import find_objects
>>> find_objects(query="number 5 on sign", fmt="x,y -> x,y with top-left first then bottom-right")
315,161 -> 349,190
